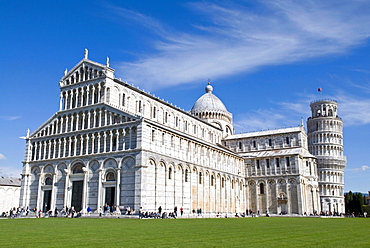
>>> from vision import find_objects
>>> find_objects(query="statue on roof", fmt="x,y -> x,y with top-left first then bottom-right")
84,48 -> 88,59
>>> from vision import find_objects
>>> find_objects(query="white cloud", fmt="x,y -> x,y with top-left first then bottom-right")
0,154 -> 6,160
348,165 -> 370,172
0,116 -> 21,121
337,94 -> 370,126
234,109 -> 298,132
112,0 -> 370,90
234,88 -> 370,131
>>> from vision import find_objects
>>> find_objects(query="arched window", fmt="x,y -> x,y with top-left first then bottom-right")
106,172 -> 116,181
185,169 -> 189,182
211,175 -> 215,186
153,106 -> 156,118
122,93 -> 125,106
73,164 -> 84,174
199,172 -> 203,184
260,183 -> 265,194
45,177 -> 52,185
168,167 -> 172,180
138,100 -> 142,113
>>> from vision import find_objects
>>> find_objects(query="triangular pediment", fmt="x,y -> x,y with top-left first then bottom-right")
59,58 -> 114,87
29,103 -> 139,139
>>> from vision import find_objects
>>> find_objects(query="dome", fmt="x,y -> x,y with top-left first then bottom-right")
191,83 -> 229,114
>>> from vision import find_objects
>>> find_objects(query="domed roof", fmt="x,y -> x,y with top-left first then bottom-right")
191,83 -> 229,114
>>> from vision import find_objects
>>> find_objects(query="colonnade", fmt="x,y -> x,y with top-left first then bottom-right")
319,170 -> 344,184
64,64 -> 103,86
246,178 -> 313,215
35,107 -> 135,138
309,145 -> 343,157
30,127 -> 137,161
308,133 -> 343,145
59,82 -> 105,111
150,160 -> 246,214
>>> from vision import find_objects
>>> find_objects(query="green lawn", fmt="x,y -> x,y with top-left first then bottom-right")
0,217 -> 369,247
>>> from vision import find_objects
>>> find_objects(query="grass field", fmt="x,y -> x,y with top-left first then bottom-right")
0,217 -> 369,247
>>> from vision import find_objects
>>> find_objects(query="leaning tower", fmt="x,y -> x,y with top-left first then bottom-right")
307,100 -> 346,214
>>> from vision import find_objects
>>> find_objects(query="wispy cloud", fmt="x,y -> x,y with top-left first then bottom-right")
0,116 -> 21,121
234,108 -> 300,132
112,0 -> 370,90
348,165 -> 370,172
0,154 -> 6,160
234,90 -> 370,131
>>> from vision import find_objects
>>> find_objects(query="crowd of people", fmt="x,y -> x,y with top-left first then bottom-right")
2,206 -> 366,218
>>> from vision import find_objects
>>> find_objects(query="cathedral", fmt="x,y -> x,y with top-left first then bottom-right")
19,52 -> 346,215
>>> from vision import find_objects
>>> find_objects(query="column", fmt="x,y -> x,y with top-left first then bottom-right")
64,169 -> 70,207
82,167 -> 88,213
82,113 -> 86,130
33,143 -> 38,161
86,88 -> 90,106
129,128 -> 132,149
91,134 -> 95,154
47,140 -> 52,159
116,168 -> 121,206
103,132 -> 107,153
87,111 -> 91,129
97,85 -> 101,104
80,136 -> 84,155
43,141 -> 47,160
115,131 -> 119,151
104,110 -> 108,126
75,114 -> 80,131
97,169 -> 103,210
68,137 -> 72,157
97,134 -> 101,154
62,139 -> 66,158
73,137 -> 77,156
59,92 -> 64,111
93,110 -> 97,128
109,131 -> 113,152
68,91 -> 72,109
60,118 -> 64,134
91,86 -> 95,105
37,173 -> 43,211
85,135 -> 90,155
99,110 -> 102,127
50,173 -> 57,213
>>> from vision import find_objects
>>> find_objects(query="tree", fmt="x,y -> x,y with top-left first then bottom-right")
345,191 -> 367,215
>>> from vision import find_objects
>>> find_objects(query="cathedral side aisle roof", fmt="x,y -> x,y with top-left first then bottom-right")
239,147 -> 315,158
225,126 -> 304,140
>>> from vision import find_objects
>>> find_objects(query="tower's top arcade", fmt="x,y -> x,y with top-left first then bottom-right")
309,99 -> 339,118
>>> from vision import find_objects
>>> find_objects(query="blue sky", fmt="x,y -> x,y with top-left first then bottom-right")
0,0 -> 369,192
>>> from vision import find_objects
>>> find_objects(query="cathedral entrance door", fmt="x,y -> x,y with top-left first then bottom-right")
43,190 -> 52,212
71,181 -> 83,212
105,187 -> 115,209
